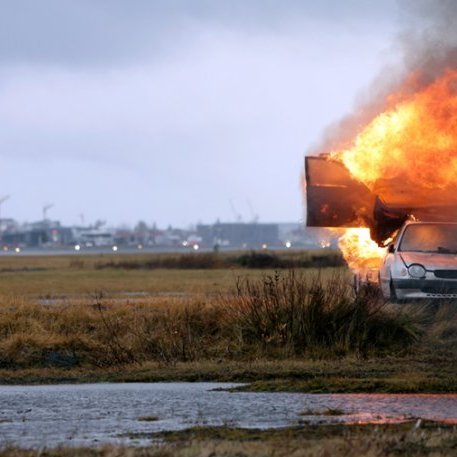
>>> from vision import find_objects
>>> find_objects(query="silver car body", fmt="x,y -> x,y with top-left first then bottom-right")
379,221 -> 457,300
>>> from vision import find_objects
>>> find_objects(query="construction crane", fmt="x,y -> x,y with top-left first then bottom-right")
43,203 -> 54,221
247,199 -> 259,223
229,199 -> 243,222
0,195 -> 10,221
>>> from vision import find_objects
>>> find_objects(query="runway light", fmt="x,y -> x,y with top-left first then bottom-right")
320,240 -> 331,248
182,241 -> 188,247
112,245 -> 118,252
137,244 -> 143,250
74,244 -> 81,251
262,243 -> 268,250
193,244 -> 199,251
15,247 -> 21,253
285,241 -> 292,249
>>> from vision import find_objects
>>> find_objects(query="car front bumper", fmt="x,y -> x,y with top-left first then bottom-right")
392,279 -> 457,299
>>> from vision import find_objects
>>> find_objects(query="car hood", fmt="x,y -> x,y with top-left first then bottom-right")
400,252 -> 457,269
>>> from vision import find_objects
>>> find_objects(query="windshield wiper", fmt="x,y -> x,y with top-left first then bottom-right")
437,246 -> 457,254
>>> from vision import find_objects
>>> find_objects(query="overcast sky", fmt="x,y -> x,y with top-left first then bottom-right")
0,0 -> 403,227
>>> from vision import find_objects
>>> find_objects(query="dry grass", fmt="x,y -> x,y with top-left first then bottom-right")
0,272 -> 418,370
0,356 -> 456,392
94,249 -> 345,270
0,252 -> 348,297
0,267 -> 261,297
0,249 -> 343,270
1,422 -> 456,456
0,251 -> 455,390
230,272 -> 418,357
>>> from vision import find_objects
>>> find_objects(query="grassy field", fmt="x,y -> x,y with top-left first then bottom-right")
0,250 -> 455,392
2,422 -> 456,456
0,250 -> 346,296
1,250 -> 456,454
1,357 -> 456,393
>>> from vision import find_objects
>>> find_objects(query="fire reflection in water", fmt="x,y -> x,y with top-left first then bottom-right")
299,394 -> 457,425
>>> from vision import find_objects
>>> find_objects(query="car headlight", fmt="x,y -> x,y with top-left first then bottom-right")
408,264 -> 426,278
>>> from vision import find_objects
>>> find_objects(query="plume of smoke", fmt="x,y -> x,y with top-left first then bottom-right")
311,0 -> 457,155
400,0 -> 457,84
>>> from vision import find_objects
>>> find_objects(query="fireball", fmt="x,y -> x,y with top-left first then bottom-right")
316,70 -> 457,273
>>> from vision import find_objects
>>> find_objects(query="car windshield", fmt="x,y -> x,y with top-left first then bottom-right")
399,224 -> 457,253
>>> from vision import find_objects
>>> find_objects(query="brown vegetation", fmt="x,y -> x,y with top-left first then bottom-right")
94,250 -> 345,270
1,422 -> 456,456
0,272 -> 419,371
0,250 -> 347,297
0,251 -> 455,390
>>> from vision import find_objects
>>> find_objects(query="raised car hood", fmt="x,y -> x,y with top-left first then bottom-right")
305,155 -> 457,245
400,252 -> 457,269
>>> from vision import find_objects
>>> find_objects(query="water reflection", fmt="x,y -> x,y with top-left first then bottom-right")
299,393 -> 457,425
0,384 -> 455,449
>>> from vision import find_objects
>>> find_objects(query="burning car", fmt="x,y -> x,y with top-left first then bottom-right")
304,155 -> 457,247
379,221 -> 457,300
304,70 -> 457,297
305,155 -> 457,300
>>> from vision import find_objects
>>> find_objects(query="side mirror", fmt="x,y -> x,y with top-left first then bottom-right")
387,244 -> 395,253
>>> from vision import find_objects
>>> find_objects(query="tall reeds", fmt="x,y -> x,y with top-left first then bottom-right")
229,271 -> 419,357
0,272 -> 419,369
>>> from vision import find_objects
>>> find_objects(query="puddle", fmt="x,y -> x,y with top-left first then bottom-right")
0,383 -> 456,449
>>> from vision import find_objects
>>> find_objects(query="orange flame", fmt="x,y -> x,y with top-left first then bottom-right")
337,228 -> 386,275
331,69 -> 457,199
327,69 -> 457,273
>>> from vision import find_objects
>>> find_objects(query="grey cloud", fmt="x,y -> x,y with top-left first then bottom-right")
0,0 -> 398,66
0,0 -> 403,225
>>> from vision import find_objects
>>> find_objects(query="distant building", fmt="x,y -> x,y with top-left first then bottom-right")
77,229 -> 114,247
155,226 -> 188,247
1,220 -> 75,247
2,229 -> 48,247
197,222 -> 279,248
0,218 -> 19,234
0,216 -> 338,250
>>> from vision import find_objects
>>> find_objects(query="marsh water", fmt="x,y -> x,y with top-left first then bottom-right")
0,383 -> 456,448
